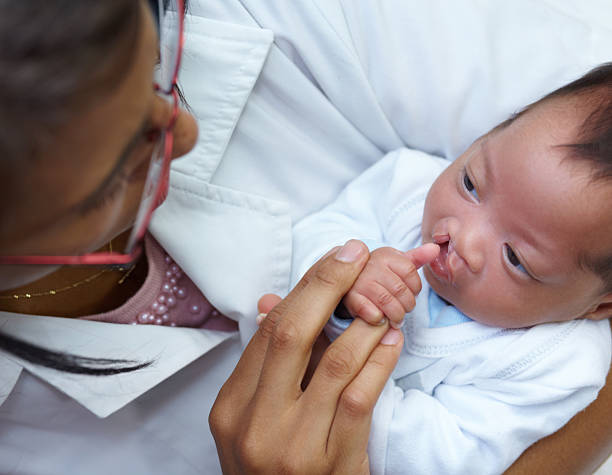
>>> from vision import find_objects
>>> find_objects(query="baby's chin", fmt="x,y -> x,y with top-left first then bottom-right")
423,268 -> 526,328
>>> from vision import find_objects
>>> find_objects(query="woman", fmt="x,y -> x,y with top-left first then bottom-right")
0,1 -> 402,473
0,1 -> 609,473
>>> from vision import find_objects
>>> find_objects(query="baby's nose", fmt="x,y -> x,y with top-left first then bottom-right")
455,226 -> 486,274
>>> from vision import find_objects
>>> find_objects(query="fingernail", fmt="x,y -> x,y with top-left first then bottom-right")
389,319 -> 405,330
256,313 -> 267,326
380,328 -> 401,346
335,240 -> 364,263
377,317 -> 388,326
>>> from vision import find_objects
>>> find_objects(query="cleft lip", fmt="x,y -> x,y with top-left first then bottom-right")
428,235 -> 453,284
432,233 -> 450,245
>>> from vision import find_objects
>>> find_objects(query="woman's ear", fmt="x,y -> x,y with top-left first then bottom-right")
583,293 -> 612,321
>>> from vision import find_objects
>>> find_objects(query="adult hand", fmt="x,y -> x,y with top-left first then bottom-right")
209,240 -> 404,474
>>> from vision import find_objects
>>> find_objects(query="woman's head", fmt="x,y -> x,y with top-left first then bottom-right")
0,0 -> 197,283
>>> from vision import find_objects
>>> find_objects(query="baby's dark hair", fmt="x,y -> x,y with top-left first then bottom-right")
498,63 -> 612,291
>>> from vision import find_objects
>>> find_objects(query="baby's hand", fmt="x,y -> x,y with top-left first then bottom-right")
341,243 -> 440,328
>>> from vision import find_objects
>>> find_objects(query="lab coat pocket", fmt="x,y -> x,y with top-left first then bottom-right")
150,171 -> 292,345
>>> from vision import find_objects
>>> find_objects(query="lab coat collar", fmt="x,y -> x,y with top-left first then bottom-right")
0,312 -> 235,418
0,16 -> 274,418
150,14 -> 291,346
167,14 -> 273,181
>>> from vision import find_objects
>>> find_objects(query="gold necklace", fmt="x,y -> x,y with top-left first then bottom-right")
0,241 -> 136,301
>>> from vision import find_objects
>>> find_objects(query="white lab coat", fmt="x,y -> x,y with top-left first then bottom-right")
1,1 -> 611,473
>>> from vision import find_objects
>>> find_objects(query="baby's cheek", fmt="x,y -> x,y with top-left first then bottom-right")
457,285 -> 535,328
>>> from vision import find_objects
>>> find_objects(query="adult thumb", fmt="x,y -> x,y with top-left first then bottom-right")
404,243 -> 440,269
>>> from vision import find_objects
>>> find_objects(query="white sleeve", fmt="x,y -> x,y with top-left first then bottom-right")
290,150 -> 398,288
290,149 -> 446,288
369,320 -> 612,475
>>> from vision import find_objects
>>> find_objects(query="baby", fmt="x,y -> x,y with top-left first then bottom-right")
291,64 -> 612,474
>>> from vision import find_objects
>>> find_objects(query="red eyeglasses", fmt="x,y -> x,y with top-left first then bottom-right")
0,0 -> 185,266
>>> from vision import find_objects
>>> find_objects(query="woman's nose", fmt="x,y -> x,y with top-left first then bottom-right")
151,95 -> 198,160
170,107 -> 198,159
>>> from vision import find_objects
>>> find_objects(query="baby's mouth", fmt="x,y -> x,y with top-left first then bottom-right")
429,234 -> 453,283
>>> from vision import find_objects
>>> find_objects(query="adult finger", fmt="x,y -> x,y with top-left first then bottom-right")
328,328 -> 404,462
302,317 -> 390,433
255,240 -> 370,404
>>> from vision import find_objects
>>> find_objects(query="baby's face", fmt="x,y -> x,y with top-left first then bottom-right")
422,100 -> 612,328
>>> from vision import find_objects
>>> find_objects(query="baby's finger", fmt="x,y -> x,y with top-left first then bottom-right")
403,243 -> 440,269
360,280 -> 406,326
390,243 -> 439,297
388,257 -> 423,297
374,269 -> 417,316
342,291 -> 384,325
256,294 -> 282,325
258,293 -> 282,314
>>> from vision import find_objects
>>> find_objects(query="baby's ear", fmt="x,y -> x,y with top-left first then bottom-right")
583,293 -> 612,321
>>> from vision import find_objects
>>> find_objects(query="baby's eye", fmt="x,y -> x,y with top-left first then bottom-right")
504,244 -> 528,275
462,170 -> 479,201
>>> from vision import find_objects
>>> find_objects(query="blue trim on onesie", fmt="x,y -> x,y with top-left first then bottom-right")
428,288 -> 472,327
